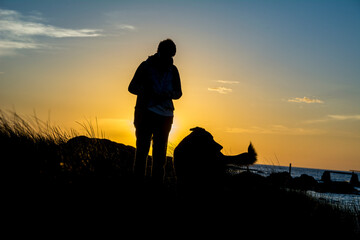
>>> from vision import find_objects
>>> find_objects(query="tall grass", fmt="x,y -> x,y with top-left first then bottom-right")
0,110 -> 74,145
1,110 -> 126,183
0,110 -> 75,182
307,190 -> 360,233
76,117 -> 105,139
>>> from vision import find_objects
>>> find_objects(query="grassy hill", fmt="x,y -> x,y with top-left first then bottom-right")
1,110 -> 358,238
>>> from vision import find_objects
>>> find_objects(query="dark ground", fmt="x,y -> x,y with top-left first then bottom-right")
39,171 -> 359,239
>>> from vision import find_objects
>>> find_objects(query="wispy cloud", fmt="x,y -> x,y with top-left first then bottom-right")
208,87 -> 233,94
216,80 -> 239,84
305,114 -> 360,124
288,97 -> 324,104
226,125 -> 324,135
116,24 -> 136,31
328,114 -> 360,121
0,40 -> 42,49
0,8 -> 102,55
208,80 -> 238,94
0,20 -> 102,37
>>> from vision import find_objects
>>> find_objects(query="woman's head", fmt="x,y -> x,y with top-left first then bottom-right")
157,39 -> 176,58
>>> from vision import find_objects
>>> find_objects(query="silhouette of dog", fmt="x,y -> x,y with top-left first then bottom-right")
173,127 -> 257,196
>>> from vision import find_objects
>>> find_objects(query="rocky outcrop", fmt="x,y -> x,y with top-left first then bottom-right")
58,136 -> 135,180
264,171 -> 358,194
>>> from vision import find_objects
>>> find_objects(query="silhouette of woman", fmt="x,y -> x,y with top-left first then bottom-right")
128,39 -> 182,183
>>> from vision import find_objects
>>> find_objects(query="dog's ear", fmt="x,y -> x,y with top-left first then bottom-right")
190,127 -> 205,132
188,127 -> 223,151
189,127 -> 212,139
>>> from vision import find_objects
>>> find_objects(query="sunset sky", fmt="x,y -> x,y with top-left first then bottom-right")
1,0 -> 359,171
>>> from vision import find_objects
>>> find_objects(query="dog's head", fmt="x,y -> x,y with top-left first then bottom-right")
183,127 -> 223,154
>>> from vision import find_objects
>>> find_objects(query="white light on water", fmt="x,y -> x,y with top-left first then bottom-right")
228,164 -> 360,209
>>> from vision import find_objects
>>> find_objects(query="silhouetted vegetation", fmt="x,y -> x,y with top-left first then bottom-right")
1,110 -> 358,238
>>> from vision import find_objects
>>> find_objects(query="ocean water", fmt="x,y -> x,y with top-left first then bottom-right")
228,164 -> 360,210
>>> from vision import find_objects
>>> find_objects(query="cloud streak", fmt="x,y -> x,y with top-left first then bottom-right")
0,8 -> 102,55
216,80 -> 239,84
0,20 -> 102,37
208,87 -> 233,94
208,80 -> 238,94
288,97 -> 324,104
328,115 -> 360,121
116,24 -> 136,31
305,114 -> 360,124
0,40 -> 41,49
